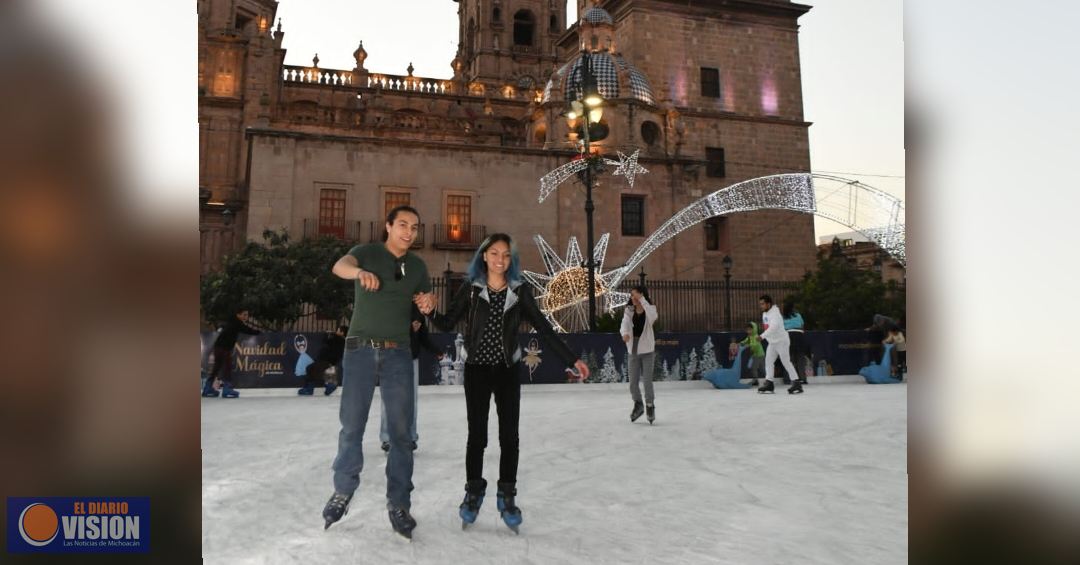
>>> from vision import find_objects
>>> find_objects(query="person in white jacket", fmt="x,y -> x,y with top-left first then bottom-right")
757,294 -> 803,394
620,286 -> 660,423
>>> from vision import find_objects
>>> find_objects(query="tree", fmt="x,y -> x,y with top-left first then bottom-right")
599,347 -> 620,383
700,336 -> 719,374
687,348 -> 700,380
788,253 -> 905,330
594,311 -> 621,333
200,229 -> 352,330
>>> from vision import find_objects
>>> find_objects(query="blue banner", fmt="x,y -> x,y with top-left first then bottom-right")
201,330 -> 884,387
6,497 -> 150,554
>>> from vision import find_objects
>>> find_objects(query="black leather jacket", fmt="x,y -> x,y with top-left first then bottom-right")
430,280 -> 578,368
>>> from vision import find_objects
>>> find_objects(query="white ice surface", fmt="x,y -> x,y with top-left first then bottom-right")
202,380 -> 907,564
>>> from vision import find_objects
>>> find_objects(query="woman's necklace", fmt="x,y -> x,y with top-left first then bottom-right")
488,281 -> 507,293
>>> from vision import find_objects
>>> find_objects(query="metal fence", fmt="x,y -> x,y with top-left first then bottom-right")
259,278 -> 801,334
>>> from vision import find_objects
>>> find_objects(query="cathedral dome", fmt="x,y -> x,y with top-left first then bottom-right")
582,6 -> 614,25
542,51 -> 655,106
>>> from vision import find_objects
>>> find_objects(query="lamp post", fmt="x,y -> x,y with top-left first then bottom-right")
565,49 -> 604,332
872,254 -> 883,280
722,255 -> 733,330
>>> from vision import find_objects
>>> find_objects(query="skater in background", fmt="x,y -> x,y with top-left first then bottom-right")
416,233 -> 590,533
883,327 -> 906,378
757,295 -> 803,395
739,322 -> 765,387
380,305 -> 441,452
298,325 -> 347,396
620,285 -> 659,424
204,308 -> 261,399
321,205 -> 431,540
781,299 -> 808,385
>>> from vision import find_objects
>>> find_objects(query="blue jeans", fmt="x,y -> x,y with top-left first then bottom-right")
381,359 -> 419,443
331,343 -> 415,510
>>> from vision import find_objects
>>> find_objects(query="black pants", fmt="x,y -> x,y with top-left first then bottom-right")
302,360 -> 340,387
210,346 -> 233,384
464,363 -> 521,485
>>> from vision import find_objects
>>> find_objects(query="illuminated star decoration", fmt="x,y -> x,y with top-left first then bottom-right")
602,150 -> 649,188
522,233 -> 631,333
538,159 -> 590,203
538,149 -> 649,203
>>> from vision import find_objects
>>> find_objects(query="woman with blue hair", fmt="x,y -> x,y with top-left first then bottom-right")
416,233 -> 589,533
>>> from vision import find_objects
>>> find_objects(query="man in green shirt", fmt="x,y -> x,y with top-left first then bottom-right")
322,205 -> 431,540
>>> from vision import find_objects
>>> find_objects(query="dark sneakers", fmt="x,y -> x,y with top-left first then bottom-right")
322,492 -> 352,530
388,506 -> 417,540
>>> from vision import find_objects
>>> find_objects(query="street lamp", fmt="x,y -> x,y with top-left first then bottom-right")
564,49 -> 605,332
872,254 -> 883,278
222,207 -> 235,227
722,255 -> 733,330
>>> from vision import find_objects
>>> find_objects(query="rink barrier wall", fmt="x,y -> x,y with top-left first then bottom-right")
199,331 -> 888,388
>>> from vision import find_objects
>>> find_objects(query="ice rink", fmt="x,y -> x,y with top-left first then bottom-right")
202,379 -> 907,564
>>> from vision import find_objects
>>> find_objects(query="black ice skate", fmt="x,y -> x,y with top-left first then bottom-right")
322,492 -> 352,530
459,479 -> 487,529
496,481 -> 523,534
388,506 -> 416,540
757,380 -> 775,394
646,404 -> 655,424
787,381 -> 804,395
630,401 -> 645,422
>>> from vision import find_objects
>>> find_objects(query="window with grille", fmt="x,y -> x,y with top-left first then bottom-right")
706,147 -> 726,178
318,189 -> 347,238
384,191 -> 411,220
446,194 -> 472,243
700,67 -> 720,98
513,10 -> 535,46
704,217 -> 729,251
622,195 -> 645,237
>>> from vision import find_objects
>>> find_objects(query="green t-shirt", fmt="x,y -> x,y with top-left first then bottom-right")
346,243 -> 431,344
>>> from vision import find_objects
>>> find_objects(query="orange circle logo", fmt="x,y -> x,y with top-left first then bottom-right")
18,503 -> 59,546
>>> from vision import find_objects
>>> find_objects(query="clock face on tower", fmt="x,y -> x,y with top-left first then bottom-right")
516,75 -> 535,90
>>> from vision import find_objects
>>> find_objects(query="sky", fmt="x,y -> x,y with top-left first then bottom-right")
273,0 -> 905,240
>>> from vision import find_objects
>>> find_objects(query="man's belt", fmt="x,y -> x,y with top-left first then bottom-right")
346,337 -> 401,350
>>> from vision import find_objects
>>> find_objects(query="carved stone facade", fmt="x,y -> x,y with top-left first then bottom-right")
199,0 -> 817,281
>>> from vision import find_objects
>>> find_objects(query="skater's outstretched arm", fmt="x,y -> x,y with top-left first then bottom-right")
519,289 -> 589,377
412,305 -> 442,356
426,283 -> 472,332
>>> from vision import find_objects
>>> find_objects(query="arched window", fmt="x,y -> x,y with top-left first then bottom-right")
513,10 -> 535,46
467,18 -> 476,59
